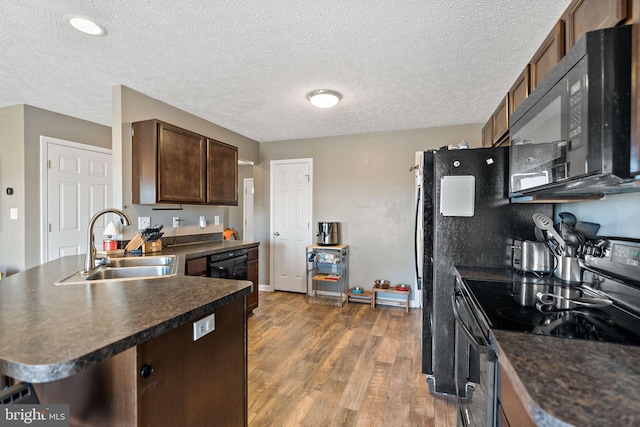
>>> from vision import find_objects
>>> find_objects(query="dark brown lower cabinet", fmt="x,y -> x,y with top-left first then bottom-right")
497,363 -> 535,427
247,247 -> 259,314
34,297 -> 247,427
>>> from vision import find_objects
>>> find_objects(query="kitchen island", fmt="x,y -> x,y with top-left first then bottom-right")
0,240 -> 257,426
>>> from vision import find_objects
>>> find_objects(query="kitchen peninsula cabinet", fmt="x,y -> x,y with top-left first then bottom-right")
132,119 -> 238,206
34,296 -> 247,427
137,297 -> 246,427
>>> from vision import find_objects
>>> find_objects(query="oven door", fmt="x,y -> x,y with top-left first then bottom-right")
452,287 -> 495,427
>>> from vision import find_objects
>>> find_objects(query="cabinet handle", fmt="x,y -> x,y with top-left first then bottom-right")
140,364 -> 154,378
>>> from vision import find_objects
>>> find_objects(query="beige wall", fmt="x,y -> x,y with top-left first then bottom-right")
256,124 -> 482,303
112,85 -> 259,239
0,105 -> 26,275
0,105 -> 111,274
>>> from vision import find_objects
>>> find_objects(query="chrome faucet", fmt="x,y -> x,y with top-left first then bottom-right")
83,208 -> 131,275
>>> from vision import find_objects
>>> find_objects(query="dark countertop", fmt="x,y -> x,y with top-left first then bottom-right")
456,266 -> 640,426
0,240 -> 258,383
492,330 -> 640,427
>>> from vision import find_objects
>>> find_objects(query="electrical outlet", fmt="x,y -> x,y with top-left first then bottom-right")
173,216 -> 180,228
199,216 -> 206,228
193,313 -> 215,341
214,215 -> 220,225
138,216 -> 151,230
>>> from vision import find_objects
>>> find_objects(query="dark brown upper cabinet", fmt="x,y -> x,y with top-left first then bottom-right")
492,94 -> 509,146
530,20 -> 566,92
132,119 -> 238,206
207,138 -> 238,206
563,0 -> 628,49
482,118 -> 493,148
509,65 -> 530,120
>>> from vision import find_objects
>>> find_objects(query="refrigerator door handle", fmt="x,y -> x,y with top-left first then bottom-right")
414,186 -> 422,290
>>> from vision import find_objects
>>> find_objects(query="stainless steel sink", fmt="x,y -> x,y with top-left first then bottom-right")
54,255 -> 178,285
103,256 -> 176,268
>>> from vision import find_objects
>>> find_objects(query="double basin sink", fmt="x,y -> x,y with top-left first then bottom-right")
55,255 -> 178,285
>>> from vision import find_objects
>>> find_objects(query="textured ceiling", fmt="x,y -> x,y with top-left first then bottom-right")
0,0 -> 572,142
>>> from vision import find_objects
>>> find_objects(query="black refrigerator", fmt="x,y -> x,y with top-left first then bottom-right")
419,146 -> 551,395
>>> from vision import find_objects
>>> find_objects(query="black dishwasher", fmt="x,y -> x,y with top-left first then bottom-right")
208,249 -> 248,280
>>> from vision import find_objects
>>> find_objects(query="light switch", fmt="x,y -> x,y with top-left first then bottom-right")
10,208 -> 18,220
214,216 -> 220,225
138,216 -> 151,230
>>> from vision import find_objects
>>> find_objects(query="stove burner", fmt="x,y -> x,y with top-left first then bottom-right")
465,278 -> 640,345
496,307 -> 544,326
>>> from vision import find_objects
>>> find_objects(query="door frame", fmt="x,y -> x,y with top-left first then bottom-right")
269,158 -> 313,292
242,177 -> 254,242
40,136 -> 112,263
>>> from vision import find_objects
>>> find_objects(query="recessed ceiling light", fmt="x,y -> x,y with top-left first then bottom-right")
307,89 -> 342,108
67,15 -> 106,36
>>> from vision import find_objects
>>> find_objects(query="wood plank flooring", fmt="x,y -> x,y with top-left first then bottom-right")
248,291 -> 457,427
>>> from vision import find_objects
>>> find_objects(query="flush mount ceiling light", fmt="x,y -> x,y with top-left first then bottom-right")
67,15 -> 106,36
307,89 -> 343,108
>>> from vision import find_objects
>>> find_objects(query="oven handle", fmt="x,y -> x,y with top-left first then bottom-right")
451,291 -> 485,350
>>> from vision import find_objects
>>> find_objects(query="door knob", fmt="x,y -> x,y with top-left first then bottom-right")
274,232 -> 280,236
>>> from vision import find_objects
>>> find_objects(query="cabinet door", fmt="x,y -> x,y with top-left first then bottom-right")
563,0 -> 627,49
509,65 -> 530,119
482,118 -> 493,148
157,123 -> 207,204
137,298 -> 247,426
207,139 -> 238,206
530,20 -> 565,91
497,364 -> 535,427
492,94 -> 509,145
247,248 -> 259,314
186,257 -> 207,277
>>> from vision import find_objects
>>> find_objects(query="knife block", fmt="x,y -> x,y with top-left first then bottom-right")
142,240 -> 163,253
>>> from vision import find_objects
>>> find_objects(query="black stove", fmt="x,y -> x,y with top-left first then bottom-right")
464,279 -> 640,346
458,238 -> 640,347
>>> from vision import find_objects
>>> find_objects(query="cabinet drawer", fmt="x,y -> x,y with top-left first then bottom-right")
247,247 -> 258,261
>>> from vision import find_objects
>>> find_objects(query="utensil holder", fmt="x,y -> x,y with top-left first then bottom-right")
554,256 -> 581,283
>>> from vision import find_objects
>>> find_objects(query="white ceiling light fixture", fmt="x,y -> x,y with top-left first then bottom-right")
307,89 -> 343,108
67,15 -> 107,36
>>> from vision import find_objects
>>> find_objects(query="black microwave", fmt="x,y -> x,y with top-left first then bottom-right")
509,25 -> 638,198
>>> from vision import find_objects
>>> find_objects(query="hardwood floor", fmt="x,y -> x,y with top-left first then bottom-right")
247,291 -> 457,427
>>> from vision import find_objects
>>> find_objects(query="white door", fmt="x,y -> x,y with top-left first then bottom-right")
270,159 -> 313,293
243,178 -> 254,241
42,137 -> 112,262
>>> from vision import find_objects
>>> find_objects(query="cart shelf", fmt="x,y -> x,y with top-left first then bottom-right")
306,244 -> 349,307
